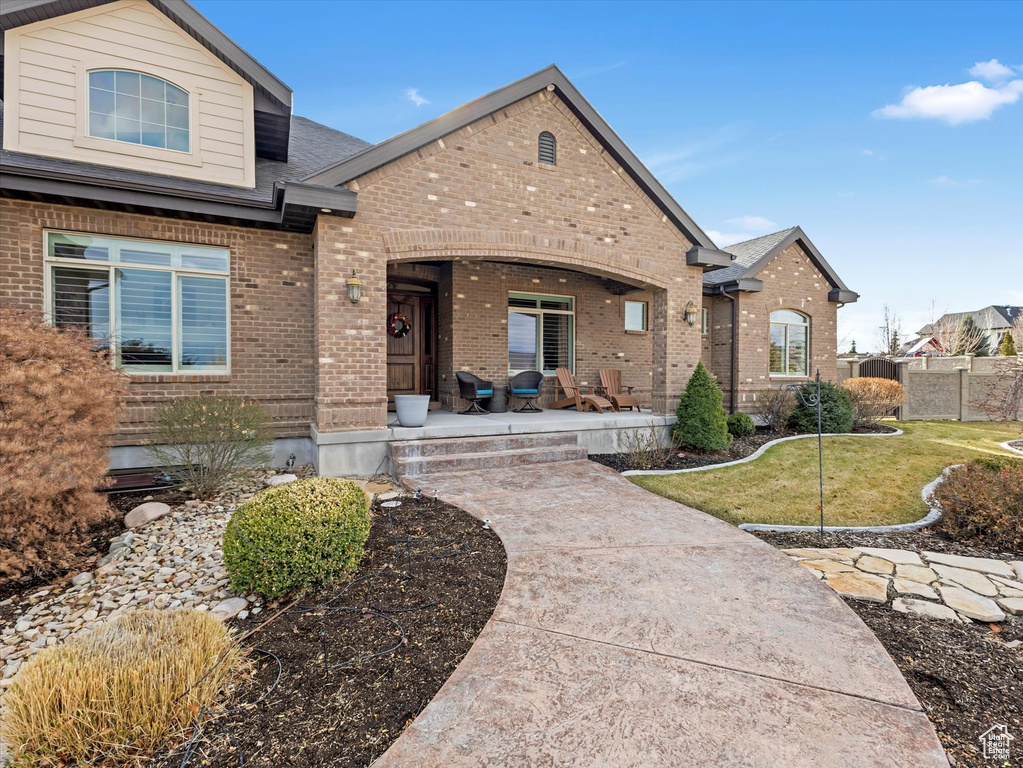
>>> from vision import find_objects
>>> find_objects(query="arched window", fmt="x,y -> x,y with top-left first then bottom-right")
538,131 -> 557,165
88,70 -> 189,151
769,310 -> 810,376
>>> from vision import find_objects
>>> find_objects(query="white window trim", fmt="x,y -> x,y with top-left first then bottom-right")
769,311 -> 810,377
508,291 -> 575,375
72,65 -> 203,167
624,300 -> 648,332
43,230 -> 231,376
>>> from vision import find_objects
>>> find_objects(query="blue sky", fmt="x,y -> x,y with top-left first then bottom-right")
196,0 -> 1022,352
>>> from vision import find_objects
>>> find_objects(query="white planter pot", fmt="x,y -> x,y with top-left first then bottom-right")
394,395 -> 430,427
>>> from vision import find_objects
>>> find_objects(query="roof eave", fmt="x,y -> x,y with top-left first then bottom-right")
302,64 -> 717,249
829,289 -> 859,304
686,246 -> 733,271
704,277 -> 764,295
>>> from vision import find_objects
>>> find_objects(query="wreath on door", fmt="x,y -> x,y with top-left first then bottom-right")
387,312 -> 412,338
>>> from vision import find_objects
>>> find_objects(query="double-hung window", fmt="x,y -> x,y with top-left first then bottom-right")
45,232 -> 229,374
508,292 -> 574,375
769,310 -> 810,376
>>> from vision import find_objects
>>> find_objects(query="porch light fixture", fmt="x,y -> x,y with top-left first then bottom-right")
346,270 -> 363,304
684,301 -> 698,326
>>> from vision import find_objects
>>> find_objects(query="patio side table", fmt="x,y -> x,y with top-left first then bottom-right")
488,386 -> 508,413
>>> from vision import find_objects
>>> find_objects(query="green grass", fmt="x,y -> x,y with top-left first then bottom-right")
630,421 -> 1021,527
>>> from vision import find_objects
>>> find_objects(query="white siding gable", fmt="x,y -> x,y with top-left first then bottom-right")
2,0 -> 256,188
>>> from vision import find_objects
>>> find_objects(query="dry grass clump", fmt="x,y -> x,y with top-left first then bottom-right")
842,377 -> 905,426
1,609 -> 242,766
0,309 -> 127,579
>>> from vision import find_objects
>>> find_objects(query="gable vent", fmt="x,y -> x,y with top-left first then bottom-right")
538,131 -> 557,165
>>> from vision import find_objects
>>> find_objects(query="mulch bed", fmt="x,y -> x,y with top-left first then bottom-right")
754,530 -> 1021,768
590,423 -> 896,473
154,494 -> 506,768
1009,439 -> 1023,451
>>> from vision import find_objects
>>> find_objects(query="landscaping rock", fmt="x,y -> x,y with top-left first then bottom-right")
892,598 -> 961,623
124,501 -> 171,529
857,556 -> 895,575
938,586 -> 1006,622
924,552 -> 1016,579
1011,561 -> 1023,581
892,578 -> 938,600
800,559 -> 858,574
782,547 -> 859,562
265,473 -> 297,487
825,571 -> 889,603
997,598 -> 1023,616
210,597 -> 248,621
70,572 -> 94,587
895,564 -> 937,584
932,564 -> 998,597
856,547 -> 923,566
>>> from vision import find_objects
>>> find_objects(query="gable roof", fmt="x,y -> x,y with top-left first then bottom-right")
303,64 -> 717,250
915,305 -> 1022,336
0,0 -> 294,160
702,226 -> 858,303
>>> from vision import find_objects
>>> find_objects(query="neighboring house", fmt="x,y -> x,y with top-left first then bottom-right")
0,0 -> 858,472
907,305 -> 1022,356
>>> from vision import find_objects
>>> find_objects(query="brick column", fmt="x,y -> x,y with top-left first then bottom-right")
651,285 -> 700,415
312,215 -> 387,432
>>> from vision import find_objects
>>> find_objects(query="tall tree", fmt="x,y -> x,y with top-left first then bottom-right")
876,304 -> 903,357
931,312 -> 987,357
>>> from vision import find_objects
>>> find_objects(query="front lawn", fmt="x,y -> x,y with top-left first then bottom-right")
630,421 -> 1021,527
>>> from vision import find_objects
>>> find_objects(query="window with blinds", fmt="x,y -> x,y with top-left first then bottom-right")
508,292 -> 574,375
538,131 -> 557,165
45,232 -> 229,373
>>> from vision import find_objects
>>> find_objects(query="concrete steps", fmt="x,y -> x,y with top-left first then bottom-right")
390,433 -> 587,479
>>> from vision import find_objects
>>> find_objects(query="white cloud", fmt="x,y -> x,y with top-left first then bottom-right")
928,175 -> 982,188
706,230 -> 750,248
724,215 -> 776,232
861,148 -> 875,156
969,59 -> 1016,82
404,88 -> 430,107
874,79 -> 1023,125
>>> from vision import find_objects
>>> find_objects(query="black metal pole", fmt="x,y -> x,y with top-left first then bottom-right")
816,370 -> 824,544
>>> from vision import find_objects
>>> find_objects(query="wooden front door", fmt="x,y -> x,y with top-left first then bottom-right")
386,292 -> 436,402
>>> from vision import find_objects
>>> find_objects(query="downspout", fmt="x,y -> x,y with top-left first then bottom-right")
717,286 -> 738,414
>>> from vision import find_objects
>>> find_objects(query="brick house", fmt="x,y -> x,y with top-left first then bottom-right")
0,0 -> 857,474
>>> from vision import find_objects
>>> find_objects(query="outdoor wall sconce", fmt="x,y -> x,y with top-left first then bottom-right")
684,301 -> 698,326
346,270 -> 363,304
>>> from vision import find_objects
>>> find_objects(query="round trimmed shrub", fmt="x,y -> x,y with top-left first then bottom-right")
223,477 -> 371,598
672,361 -> 732,452
727,412 -> 756,438
787,380 -> 854,434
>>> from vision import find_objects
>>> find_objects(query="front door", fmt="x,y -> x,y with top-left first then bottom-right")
386,290 -> 436,403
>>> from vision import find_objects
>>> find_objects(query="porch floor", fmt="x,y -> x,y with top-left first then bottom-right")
389,407 -> 672,442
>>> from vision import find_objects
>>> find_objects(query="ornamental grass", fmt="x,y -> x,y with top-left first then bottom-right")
1,609 -> 242,767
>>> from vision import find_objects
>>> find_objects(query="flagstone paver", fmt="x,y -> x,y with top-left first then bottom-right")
374,460 -> 949,768
785,545 -> 1023,624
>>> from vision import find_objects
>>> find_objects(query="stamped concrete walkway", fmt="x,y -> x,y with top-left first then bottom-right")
375,461 -> 949,767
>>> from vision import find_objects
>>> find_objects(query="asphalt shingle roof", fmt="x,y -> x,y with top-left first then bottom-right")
702,227 -> 798,286
0,102 -> 370,205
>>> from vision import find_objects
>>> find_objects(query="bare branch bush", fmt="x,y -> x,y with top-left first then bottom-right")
751,388 -> 794,432
974,357 -> 1023,428
618,422 -> 680,470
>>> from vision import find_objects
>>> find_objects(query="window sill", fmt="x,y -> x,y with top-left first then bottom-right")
624,329 -> 648,335
123,372 -> 231,383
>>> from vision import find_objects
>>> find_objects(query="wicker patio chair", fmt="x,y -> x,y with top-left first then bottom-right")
508,370 -> 544,412
550,368 -> 613,413
599,368 -> 641,412
455,371 -> 494,414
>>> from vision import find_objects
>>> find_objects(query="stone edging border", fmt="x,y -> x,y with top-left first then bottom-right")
621,428 -> 904,478
1000,440 -> 1023,456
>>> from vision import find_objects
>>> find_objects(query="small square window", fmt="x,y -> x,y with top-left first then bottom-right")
624,300 -> 647,331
